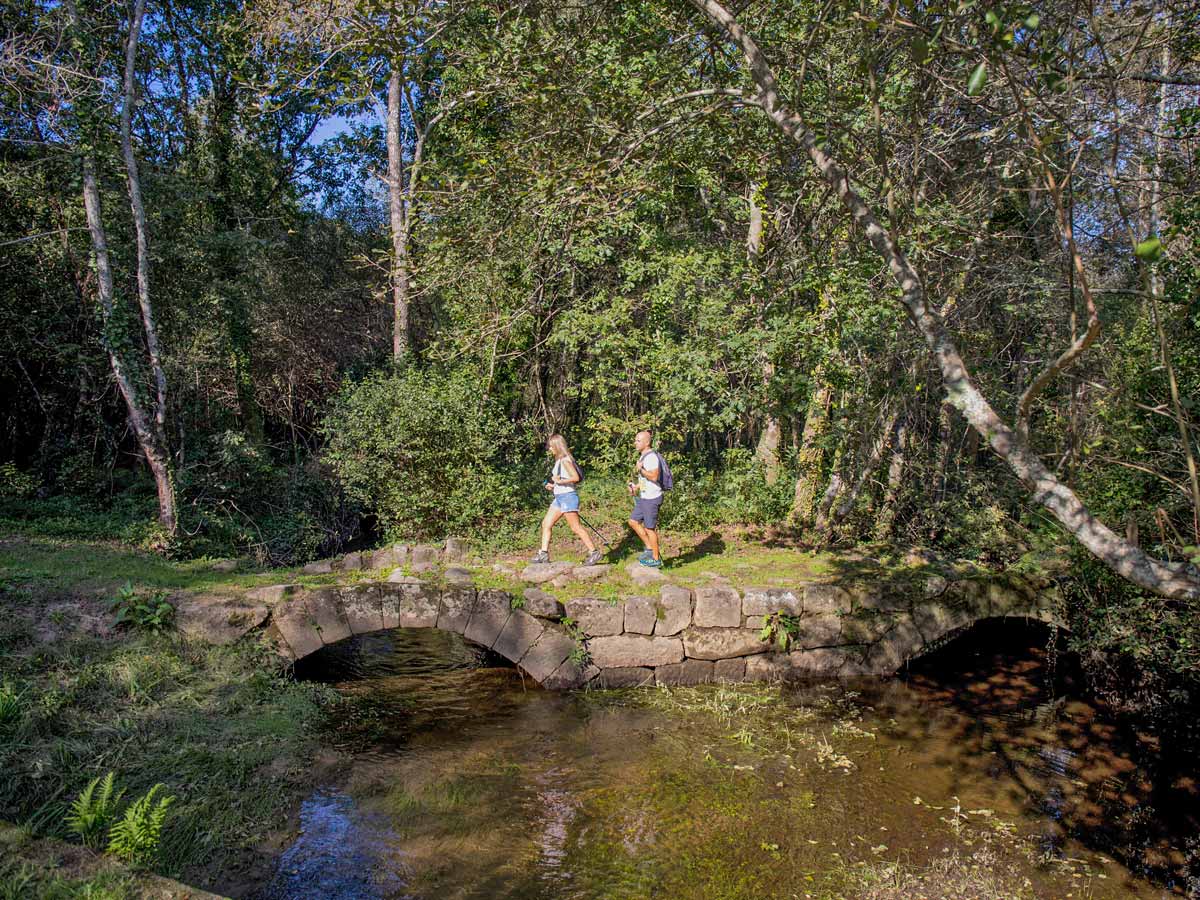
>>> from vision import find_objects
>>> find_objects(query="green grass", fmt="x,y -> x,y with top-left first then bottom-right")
0,620 -> 338,888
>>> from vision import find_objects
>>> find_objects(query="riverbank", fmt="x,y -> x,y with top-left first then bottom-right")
0,533 -> 349,894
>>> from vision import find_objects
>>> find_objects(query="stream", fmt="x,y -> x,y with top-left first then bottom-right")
255,622 -> 1198,899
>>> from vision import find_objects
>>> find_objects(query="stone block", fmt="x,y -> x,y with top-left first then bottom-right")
655,659 -> 714,686
655,584 -> 692,636
340,584 -> 384,634
411,545 -> 440,573
923,575 -> 949,598
910,602 -> 972,641
444,566 -> 474,586
623,595 -> 657,634
263,621 -> 296,663
713,657 -> 746,683
741,587 -> 803,617
437,587 -> 477,634
245,584 -> 296,605
387,571 -> 422,584
395,583 -> 440,629
572,564 -> 611,581
340,551 -> 363,571
693,586 -> 741,627
593,667 -> 654,688
522,588 -> 565,620
541,657 -> 593,690
304,588 -> 352,646
378,584 -> 401,629
519,628 -> 577,682
589,634 -> 684,669
463,589 -> 512,649
804,582 -> 882,616
493,609 -> 546,665
301,559 -> 333,575
550,575 -> 573,589
789,647 -> 849,677
795,614 -> 842,648
744,653 -> 791,682
627,561 -> 668,586
443,536 -> 468,562
271,597 -> 325,659
682,627 -> 769,660
838,610 -> 896,644
521,561 -> 575,584
367,547 -> 396,571
390,544 -> 410,567
176,594 -> 269,646
564,597 -> 623,637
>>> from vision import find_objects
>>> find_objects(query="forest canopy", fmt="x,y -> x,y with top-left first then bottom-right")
2,0 -> 1199,695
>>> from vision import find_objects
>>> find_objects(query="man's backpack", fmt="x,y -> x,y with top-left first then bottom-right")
654,452 -> 674,492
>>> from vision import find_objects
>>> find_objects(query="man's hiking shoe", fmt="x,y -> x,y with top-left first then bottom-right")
583,549 -> 604,567
639,557 -> 663,568
530,550 -> 550,564
638,549 -> 653,561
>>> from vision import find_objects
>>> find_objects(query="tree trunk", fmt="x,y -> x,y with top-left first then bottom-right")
388,67 -> 410,361
81,158 -> 176,534
832,406 -> 899,527
747,179 -> 781,482
1146,45 -> 1200,542
790,379 -> 831,525
875,418 -> 908,542
687,0 -> 1200,600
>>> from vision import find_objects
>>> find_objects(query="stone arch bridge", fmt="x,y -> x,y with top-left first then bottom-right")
181,563 -> 1064,690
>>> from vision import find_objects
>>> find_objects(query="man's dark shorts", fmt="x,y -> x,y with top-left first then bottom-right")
631,496 -> 663,530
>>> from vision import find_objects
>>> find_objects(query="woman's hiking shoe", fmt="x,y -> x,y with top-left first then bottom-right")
530,550 -> 550,564
583,549 -> 604,567
638,549 -> 653,561
639,556 -> 663,568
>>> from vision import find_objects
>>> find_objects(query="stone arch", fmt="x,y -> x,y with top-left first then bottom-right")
266,581 -> 588,689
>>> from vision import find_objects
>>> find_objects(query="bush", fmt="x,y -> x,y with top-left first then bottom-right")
0,462 -> 37,502
177,432 -> 357,566
322,368 -> 527,540
664,449 -> 794,532
1063,553 -> 1200,731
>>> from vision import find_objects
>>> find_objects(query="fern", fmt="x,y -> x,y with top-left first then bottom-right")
66,772 -> 124,848
107,784 -> 175,867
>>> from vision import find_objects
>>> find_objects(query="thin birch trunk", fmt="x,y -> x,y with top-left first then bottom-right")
686,0 -> 1200,600
1146,45 -> 1200,542
388,67 -> 410,361
747,179 -> 781,482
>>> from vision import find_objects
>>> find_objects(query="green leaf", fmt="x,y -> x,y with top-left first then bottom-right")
912,37 -> 930,64
1134,237 -> 1162,261
967,62 -> 988,96
1024,13 -> 1040,28
985,9 -> 1001,31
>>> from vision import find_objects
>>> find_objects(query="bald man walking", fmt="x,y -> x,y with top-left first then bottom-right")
627,429 -> 664,567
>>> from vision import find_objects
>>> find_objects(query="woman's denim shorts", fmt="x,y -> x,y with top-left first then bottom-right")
552,491 -> 580,512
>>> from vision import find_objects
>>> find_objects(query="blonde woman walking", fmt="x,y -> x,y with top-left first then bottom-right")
531,435 -> 604,566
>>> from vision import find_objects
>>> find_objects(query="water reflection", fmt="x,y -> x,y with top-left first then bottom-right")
257,791 -> 407,900
260,622 -> 1198,899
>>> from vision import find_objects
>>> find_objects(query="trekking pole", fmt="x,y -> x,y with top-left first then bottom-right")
576,511 -> 614,549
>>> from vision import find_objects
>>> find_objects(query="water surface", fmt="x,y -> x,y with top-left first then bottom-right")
258,622 -> 1198,899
